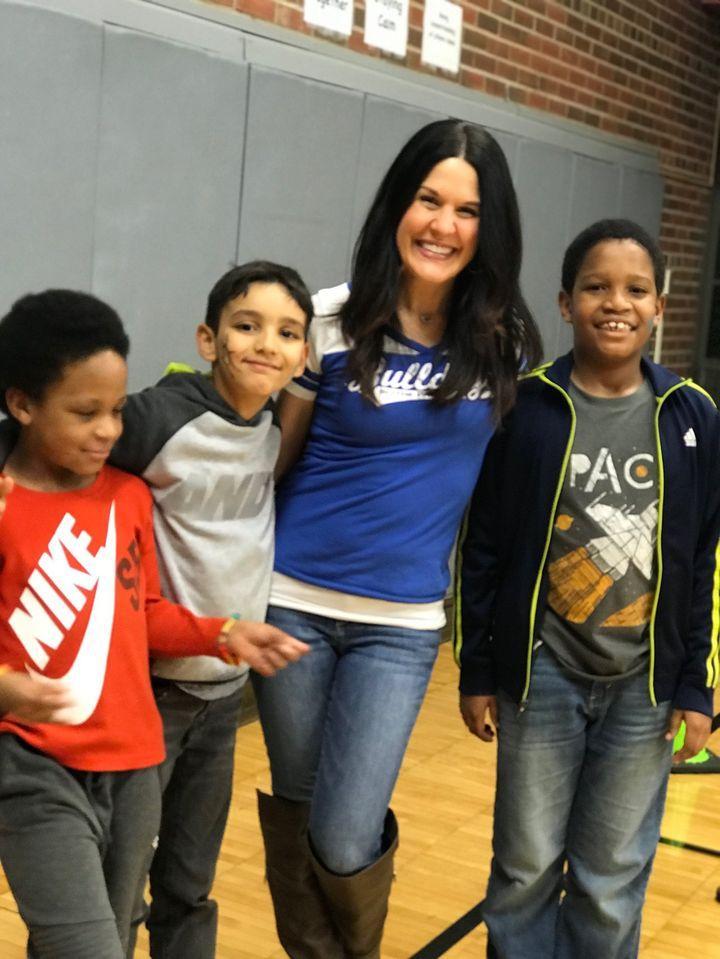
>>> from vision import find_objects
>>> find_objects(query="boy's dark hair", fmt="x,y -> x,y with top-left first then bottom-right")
562,219 -> 665,294
205,260 -> 313,335
0,289 -> 129,416
339,118 -> 542,420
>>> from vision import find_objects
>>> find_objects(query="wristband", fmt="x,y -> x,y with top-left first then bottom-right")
217,615 -> 241,665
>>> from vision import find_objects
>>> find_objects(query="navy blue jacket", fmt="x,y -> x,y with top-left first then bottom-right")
455,352 -> 720,716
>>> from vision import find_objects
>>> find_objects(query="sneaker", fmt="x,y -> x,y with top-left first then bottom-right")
671,747 -> 720,774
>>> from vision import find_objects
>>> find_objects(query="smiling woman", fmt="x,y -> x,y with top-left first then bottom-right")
394,156 -> 481,295
251,118 -> 543,959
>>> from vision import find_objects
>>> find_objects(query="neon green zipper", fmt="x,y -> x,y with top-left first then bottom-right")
520,374 -> 576,706
523,376 -> 688,708
646,380 -> 688,706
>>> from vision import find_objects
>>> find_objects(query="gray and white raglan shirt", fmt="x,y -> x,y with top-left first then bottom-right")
110,369 -> 279,700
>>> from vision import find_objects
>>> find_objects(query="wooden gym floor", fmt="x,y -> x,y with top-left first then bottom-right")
2,643 -> 720,958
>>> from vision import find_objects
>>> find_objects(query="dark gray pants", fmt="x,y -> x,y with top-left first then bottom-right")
0,734 -> 161,959
144,681 -> 242,958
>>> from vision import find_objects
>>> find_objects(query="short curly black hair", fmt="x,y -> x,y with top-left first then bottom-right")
561,219 -> 665,295
0,289 -> 129,417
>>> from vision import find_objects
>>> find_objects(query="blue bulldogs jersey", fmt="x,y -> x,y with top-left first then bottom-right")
274,285 -> 496,604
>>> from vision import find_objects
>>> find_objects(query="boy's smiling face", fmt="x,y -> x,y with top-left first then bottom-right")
197,282 -> 308,419
7,350 -> 127,489
560,239 -> 665,367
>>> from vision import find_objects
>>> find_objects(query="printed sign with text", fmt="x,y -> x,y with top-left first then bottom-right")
364,0 -> 409,57
304,0 -> 353,37
421,0 -> 462,74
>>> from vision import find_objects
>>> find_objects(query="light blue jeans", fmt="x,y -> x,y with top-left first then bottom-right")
485,645 -> 673,959
252,605 -> 441,875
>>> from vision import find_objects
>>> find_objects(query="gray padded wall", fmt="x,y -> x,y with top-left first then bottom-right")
93,25 -> 248,387
0,4 -> 101,298
515,141 -> 574,357
516,151 -> 664,356
237,67 -> 364,294
619,168 -> 664,238
1,0 -> 664,383
568,156 -> 622,239
492,131 -> 519,178
349,97 -> 440,261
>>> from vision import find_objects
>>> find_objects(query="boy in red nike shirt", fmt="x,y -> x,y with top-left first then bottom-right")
0,290 -> 308,959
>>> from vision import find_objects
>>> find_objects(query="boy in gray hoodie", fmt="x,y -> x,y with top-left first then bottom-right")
110,260 -> 311,958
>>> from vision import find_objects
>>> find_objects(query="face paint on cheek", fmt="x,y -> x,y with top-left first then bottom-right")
219,337 -> 241,370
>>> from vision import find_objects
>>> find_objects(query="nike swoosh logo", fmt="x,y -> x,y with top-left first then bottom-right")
27,503 -> 117,725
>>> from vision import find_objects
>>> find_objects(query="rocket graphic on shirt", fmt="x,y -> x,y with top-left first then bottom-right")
547,445 -> 657,628
548,498 -> 656,625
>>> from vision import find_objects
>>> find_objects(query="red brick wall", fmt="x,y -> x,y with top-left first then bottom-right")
207,0 -> 720,371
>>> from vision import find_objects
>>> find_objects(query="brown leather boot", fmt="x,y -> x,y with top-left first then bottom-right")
310,810 -> 399,959
257,790 -> 344,959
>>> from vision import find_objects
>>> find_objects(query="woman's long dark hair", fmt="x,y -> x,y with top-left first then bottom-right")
340,119 -> 542,419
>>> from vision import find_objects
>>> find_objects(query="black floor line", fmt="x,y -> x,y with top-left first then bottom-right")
659,835 -> 720,858
408,900 -> 486,958
408,752 -> 720,959
408,833 -> 720,958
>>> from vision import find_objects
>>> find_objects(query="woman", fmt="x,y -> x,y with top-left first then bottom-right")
253,118 -> 542,959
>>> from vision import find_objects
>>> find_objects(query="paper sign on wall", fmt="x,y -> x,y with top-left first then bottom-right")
421,0 -> 462,74
364,0 -> 409,57
304,0 -> 353,37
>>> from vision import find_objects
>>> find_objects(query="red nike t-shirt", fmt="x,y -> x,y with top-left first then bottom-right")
0,466 -> 225,771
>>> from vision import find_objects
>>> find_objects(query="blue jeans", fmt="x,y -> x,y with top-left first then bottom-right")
252,605 -> 440,875
485,645 -> 673,959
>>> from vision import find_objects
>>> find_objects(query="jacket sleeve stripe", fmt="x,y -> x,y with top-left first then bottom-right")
452,511 -> 470,666
706,537 -> 720,687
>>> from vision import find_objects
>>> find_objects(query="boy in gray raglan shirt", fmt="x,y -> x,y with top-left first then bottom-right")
110,261 -> 311,959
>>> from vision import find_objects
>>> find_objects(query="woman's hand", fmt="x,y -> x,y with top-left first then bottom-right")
460,693 -> 498,742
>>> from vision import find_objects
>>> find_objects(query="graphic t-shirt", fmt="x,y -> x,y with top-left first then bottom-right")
0,467 -> 225,771
541,379 -> 658,679
273,284 -> 497,605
